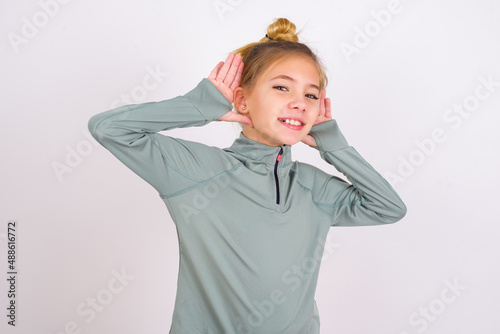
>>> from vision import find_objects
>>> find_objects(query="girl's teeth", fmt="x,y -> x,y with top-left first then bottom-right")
284,119 -> 302,126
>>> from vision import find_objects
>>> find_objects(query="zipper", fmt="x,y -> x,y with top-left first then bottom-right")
274,147 -> 283,205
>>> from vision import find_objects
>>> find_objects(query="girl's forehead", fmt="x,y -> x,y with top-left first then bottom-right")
260,56 -> 320,83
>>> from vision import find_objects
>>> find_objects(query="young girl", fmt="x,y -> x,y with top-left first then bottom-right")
89,18 -> 406,334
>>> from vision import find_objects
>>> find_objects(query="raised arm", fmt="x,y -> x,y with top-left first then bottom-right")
305,90 -> 407,226
88,54 -> 250,196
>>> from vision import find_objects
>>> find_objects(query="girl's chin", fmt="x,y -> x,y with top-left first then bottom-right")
242,127 -> 308,146
270,132 -> 309,146
281,138 -> 301,145
278,134 -> 307,146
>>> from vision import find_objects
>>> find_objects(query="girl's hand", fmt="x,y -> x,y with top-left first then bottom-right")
301,89 -> 332,147
208,53 -> 244,104
209,53 -> 253,127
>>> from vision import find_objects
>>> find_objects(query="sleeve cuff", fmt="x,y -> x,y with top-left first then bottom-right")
183,78 -> 234,121
308,119 -> 349,152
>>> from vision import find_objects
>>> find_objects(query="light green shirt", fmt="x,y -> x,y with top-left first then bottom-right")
88,78 -> 407,333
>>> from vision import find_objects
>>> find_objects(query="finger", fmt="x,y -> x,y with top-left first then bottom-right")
208,61 -> 224,81
231,112 -> 253,127
324,97 -> 332,119
216,53 -> 235,82
230,60 -> 244,92
318,89 -> 326,118
218,111 -> 253,127
242,117 -> 254,128
321,89 -> 327,102
224,53 -> 242,87
301,135 -> 317,147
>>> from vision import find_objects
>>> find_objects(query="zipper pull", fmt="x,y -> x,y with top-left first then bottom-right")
276,147 -> 283,162
274,147 -> 284,205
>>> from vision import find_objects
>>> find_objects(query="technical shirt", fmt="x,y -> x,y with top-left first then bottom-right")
88,78 -> 407,333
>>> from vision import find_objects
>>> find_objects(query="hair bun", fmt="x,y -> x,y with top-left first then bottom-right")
265,18 -> 299,42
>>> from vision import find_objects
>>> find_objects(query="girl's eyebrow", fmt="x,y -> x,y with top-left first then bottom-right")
270,75 -> 320,91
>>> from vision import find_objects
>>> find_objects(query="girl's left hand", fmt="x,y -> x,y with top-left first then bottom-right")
301,89 -> 332,147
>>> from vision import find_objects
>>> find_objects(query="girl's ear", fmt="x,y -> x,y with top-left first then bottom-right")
233,87 -> 248,114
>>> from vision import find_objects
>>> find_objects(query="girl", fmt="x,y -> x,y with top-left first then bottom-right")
89,18 -> 406,334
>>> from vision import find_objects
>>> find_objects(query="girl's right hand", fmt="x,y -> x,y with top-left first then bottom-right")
208,53 -> 243,103
208,53 -> 253,127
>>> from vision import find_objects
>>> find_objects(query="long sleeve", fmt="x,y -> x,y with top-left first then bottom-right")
307,119 -> 407,226
88,78 -> 234,196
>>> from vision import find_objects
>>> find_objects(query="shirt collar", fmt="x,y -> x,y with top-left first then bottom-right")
225,132 -> 292,166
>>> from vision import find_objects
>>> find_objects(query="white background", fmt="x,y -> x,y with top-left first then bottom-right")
1,0 -> 499,333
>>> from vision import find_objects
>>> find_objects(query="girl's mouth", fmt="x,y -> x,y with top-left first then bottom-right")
278,118 -> 305,130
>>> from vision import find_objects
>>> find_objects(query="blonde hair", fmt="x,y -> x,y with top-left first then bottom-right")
232,18 -> 328,94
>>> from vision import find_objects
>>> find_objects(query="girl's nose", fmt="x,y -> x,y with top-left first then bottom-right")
288,94 -> 306,111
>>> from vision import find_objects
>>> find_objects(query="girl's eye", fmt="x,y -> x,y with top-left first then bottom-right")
274,86 -> 318,100
274,85 -> 288,91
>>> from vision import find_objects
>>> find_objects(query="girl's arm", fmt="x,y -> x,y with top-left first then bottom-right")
303,91 -> 407,227
88,54 -> 248,196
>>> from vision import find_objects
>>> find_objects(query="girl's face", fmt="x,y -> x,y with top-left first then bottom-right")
236,55 -> 321,147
